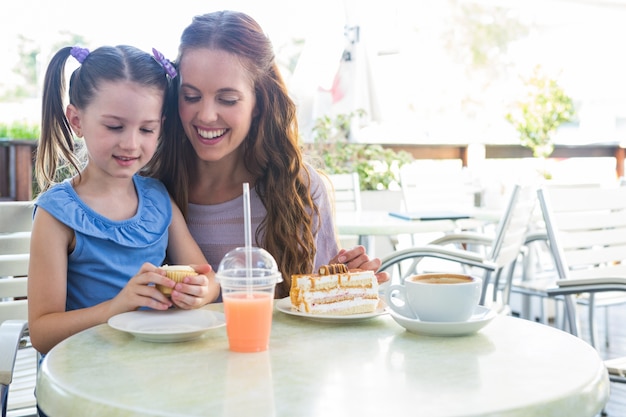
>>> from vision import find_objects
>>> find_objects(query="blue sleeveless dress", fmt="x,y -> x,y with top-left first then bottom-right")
34,175 -> 172,311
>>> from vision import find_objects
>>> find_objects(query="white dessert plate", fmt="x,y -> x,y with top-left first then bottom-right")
276,297 -> 388,323
108,308 -> 225,343
389,305 -> 497,336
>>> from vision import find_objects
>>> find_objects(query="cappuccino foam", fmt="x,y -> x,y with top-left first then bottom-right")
411,274 -> 473,285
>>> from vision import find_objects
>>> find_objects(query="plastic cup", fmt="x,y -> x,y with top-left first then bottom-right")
216,247 -> 282,353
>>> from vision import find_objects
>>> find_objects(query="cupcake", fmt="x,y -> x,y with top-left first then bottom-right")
156,265 -> 198,296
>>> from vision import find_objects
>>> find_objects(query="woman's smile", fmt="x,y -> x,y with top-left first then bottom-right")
198,127 -> 227,139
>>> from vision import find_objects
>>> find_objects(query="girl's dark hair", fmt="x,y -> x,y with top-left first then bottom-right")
36,45 -> 169,192
145,11 -> 320,297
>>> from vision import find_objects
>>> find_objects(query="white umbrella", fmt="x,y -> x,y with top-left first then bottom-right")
326,24 -> 382,131
291,1 -> 381,141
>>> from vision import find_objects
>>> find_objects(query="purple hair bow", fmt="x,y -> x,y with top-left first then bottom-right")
70,46 -> 90,64
152,48 -> 177,78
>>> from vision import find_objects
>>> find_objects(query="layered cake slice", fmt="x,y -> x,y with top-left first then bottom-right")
290,264 -> 379,315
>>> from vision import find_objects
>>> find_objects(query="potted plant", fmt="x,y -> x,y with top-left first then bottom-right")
307,109 -> 413,192
505,66 -> 575,179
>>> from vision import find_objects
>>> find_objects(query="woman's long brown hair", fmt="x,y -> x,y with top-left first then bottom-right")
144,11 -> 320,297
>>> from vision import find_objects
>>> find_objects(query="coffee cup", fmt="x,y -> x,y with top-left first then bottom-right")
384,273 -> 482,322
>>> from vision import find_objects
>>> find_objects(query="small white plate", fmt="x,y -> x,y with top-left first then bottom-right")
108,309 -> 225,343
389,305 -> 497,336
275,297 -> 388,323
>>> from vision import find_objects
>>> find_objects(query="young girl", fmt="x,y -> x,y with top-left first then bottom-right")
28,45 -> 220,355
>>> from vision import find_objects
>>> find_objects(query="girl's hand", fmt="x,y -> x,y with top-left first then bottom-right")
330,246 -> 390,284
170,264 -> 218,309
109,262 -> 173,315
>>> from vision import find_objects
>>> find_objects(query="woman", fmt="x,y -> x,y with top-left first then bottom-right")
145,10 -> 387,298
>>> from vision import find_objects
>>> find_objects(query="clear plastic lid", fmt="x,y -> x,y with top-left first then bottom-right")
216,247 -> 282,284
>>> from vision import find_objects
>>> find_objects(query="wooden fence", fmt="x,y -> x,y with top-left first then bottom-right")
0,140 -> 36,201
2,139 -> 624,201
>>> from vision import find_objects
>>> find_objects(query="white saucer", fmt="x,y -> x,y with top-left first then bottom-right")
389,305 -> 497,336
276,297 -> 388,323
108,308 -> 225,343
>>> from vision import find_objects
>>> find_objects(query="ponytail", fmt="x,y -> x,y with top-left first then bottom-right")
36,47 -> 82,193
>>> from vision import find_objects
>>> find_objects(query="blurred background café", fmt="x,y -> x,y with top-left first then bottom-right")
3,0 -> 626,206
4,0 -> 626,415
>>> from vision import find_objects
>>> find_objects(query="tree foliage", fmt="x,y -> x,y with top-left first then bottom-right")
505,66 -> 575,158
309,110 -> 413,191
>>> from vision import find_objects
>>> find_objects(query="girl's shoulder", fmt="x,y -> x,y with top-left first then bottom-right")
34,180 -> 76,211
134,174 -> 172,220
34,176 -> 172,246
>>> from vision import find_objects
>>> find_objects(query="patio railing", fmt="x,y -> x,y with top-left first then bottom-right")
2,140 -> 624,201
0,140 -> 36,202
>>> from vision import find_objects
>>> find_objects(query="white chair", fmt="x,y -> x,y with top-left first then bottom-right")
0,203 -> 33,236
535,184 -> 626,351
540,188 -> 626,407
0,320 -> 31,417
327,173 -> 361,213
326,173 -> 363,250
0,201 -> 37,417
378,184 -> 536,315
509,182 -> 606,326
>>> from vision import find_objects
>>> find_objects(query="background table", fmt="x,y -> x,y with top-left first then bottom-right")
335,209 -> 502,255
37,303 -> 609,417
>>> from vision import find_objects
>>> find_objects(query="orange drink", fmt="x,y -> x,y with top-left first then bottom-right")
222,291 -> 274,352
216,246 -> 282,353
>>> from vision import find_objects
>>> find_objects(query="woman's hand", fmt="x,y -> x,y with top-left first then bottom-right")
170,264 -> 219,309
330,246 -> 390,284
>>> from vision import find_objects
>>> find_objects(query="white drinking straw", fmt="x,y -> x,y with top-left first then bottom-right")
243,183 -> 253,288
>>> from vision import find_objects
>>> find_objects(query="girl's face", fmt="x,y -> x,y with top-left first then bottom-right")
67,80 -> 163,179
177,48 -> 257,165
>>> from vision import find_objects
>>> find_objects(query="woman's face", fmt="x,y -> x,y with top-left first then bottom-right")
177,48 -> 257,165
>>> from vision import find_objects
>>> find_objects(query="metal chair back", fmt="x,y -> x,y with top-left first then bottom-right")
538,184 -> 626,348
379,184 -> 536,314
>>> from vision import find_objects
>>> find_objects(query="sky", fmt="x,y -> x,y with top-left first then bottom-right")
0,0 -> 347,82
0,0 -> 347,122
4,0 -> 626,146
0,0 -> 331,57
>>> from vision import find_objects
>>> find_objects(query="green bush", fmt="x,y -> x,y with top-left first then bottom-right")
0,120 -> 40,140
505,66 -> 575,159
308,110 -> 413,190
